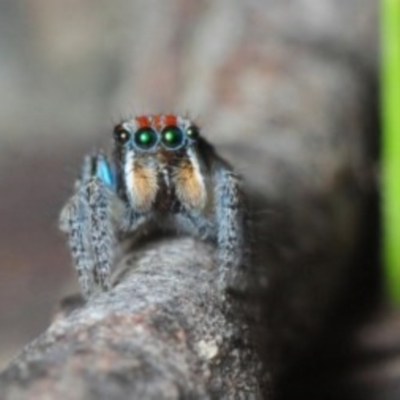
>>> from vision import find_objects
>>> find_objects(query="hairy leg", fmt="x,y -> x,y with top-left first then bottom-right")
60,188 -> 94,298
60,153 -> 122,297
212,160 -> 249,292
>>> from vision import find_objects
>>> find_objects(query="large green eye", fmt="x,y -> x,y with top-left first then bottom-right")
114,125 -> 131,145
161,126 -> 185,149
133,128 -> 158,150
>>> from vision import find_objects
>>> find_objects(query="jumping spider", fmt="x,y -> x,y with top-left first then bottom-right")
60,114 -> 248,299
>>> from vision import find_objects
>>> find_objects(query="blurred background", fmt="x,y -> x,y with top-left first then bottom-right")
0,0 -> 378,386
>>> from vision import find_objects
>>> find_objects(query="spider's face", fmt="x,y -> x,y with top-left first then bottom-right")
113,114 -> 200,156
113,115 -> 207,213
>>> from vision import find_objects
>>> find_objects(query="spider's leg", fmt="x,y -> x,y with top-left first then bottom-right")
59,155 -> 98,298
88,152 -> 120,292
60,200 -> 94,297
212,159 -> 249,292
60,152 -> 123,297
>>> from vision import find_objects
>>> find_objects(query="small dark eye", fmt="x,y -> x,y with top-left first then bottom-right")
114,125 -> 131,145
186,125 -> 200,139
133,127 -> 158,150
161,126 -> 185,149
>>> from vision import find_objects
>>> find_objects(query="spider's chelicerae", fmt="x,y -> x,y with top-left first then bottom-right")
60,114 -> 248,299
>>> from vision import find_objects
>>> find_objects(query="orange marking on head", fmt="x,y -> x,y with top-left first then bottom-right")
164,114 -> 177,127
135,115 -> 151,129
174,159 -> 206,210
130,162 -> 158,211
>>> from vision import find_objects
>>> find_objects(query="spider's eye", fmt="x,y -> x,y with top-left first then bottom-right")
133,127 -> 158,150
114,126 -> 131,145
161,126 -> 185,149
186,125 -> 200,139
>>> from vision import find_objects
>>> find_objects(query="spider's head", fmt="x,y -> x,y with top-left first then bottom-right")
112,115 -> 206,212
113,114 -> 200,158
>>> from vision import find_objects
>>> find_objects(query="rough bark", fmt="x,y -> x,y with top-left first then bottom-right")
0,239 -> 266,399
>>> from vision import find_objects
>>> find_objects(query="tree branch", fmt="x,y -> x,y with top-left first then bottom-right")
0,238 -> 265,399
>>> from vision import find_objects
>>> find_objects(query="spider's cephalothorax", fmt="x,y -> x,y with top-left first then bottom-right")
60,114 -> 248,298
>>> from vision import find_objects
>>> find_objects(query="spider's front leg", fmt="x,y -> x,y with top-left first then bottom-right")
59,152 -> 123,298
212,159 -> 249,292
